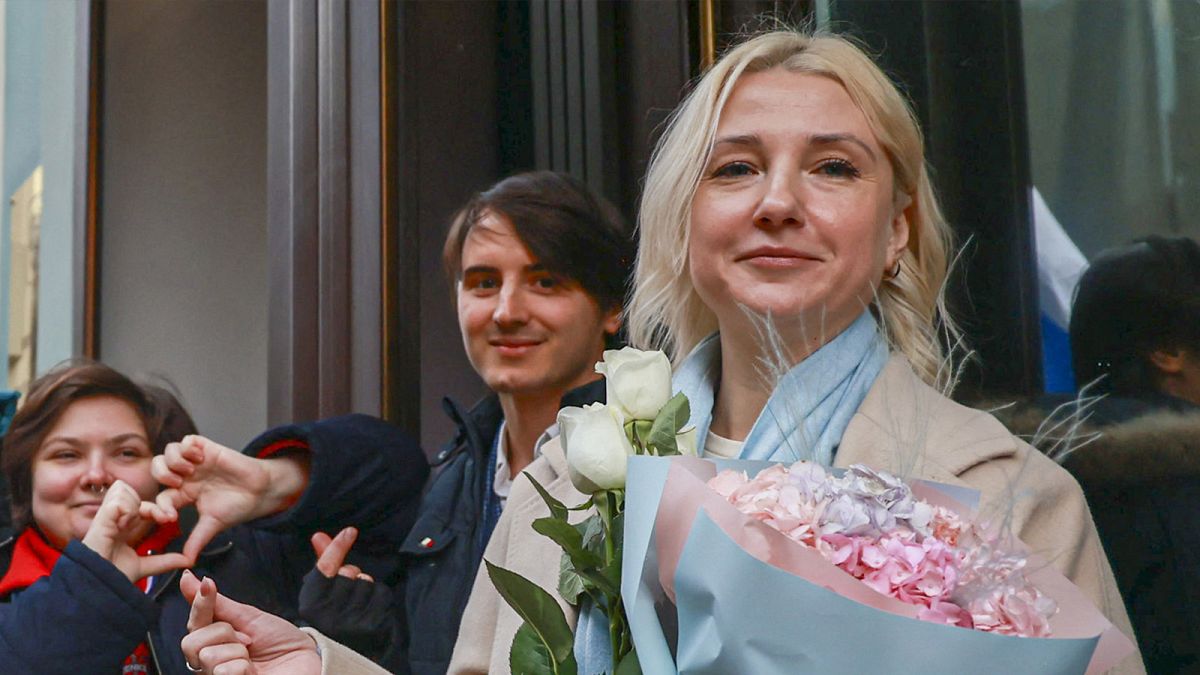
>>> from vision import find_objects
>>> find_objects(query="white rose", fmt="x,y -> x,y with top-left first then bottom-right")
558,403 -> 635,494
675,426 -> 697,456
595,347 -> 672,420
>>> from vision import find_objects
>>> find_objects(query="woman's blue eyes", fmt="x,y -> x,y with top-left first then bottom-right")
711,158 -> 861,179
713,162 -> 755,178
816,159 -> 861,178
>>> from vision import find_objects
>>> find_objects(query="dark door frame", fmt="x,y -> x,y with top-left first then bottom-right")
265,0 -> 401,427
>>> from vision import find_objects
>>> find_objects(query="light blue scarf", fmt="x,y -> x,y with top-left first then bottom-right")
575,311 -> 890,672
676,309 -> 889,465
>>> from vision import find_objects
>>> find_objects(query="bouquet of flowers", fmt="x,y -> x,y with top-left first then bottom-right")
625,455 -> 1136,674
707,461 -> 1055,636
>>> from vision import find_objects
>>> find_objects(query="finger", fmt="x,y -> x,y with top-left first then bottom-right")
355,572 -> 374,583
213,661 -> 252,675
315,526 -> 357,578
183,515 -> 225,562
110,484 -> 140,519
198,643 -> 251,669
310,531 -> 333,558
153,490 -> 180,522
180,435 -> 207,463
139,500 -> 170,524
138,552 -> 191,579
336,564 -> 363,580
187,575 -> 217,631
180,569 -> 201,603
183,570 -> 284,634
181,620 -> 240,669
165,442 -> 199,477
152,454 -> 184,488
120,513 -> 153,542
108,479 -> 134,500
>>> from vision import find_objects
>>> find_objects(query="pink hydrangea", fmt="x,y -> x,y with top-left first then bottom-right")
706,461 -> 1058,638
819,531 -> 971,628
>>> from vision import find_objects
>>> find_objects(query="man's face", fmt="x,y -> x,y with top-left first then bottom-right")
456,211 -> 621,399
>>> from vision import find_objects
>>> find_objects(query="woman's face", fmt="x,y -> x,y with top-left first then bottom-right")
31,396 -> 158,547
689,69 -> 909,349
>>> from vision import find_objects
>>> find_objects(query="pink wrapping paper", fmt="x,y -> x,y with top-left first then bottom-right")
651,456 -> 1136,674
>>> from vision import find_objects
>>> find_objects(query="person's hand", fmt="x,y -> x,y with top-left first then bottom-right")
312,527 -> 373,582
181,570 -> 321,675
80,479 -> 191,582
300,527 -> 396,663
143,435 -> 309,561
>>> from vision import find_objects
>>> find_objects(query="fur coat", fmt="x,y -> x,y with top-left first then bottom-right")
992,401 -> 1200,675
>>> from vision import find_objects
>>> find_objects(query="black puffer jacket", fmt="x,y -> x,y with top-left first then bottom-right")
991,398 -> 1200,675
0,414 -> 427,674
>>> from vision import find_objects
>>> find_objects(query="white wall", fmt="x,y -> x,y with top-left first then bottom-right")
98,0 -> 268,447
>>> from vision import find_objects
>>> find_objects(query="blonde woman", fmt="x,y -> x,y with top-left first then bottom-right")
448,30 -> 1142,674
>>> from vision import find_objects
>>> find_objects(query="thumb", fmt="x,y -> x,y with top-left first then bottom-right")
180,569 -> 202,603
182,514 -> 225,562
187,575 -> 217,632
310,531 -> 333,558
137,552 -> 191,580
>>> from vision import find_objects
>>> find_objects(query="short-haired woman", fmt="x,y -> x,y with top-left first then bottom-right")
0,361 -> 426,674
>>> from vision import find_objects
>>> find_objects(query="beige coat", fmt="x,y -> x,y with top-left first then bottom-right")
448,355 -> 1144,674
305,628 -> 390,674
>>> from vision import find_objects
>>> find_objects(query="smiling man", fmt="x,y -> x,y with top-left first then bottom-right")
293,171 -> 633,674
404,172 -> 631,673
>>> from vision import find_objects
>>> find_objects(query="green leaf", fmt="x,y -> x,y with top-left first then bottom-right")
609,511 -> 624,546
631,419 -> 654,449
485,560 -> 577,670
647,393 -> 690,455
578,513 -> 605,557
510,622 -> 555,675
577,567 -> 620,596
566,497 -> 595,512
533,517 -> 602,570
557,552 -> 586,605
615,647 -> 642,675
525,473 -> 569,521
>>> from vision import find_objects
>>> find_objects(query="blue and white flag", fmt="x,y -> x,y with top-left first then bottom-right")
1032,187 -> 1088,393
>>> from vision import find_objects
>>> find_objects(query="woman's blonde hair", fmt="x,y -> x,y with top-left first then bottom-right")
626,30 -> 960,390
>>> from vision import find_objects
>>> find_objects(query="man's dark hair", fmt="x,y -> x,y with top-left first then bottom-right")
1070,235 -> 1200,396
442,171 -> 633,313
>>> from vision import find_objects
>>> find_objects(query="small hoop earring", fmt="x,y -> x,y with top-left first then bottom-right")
885,260 -> 902,282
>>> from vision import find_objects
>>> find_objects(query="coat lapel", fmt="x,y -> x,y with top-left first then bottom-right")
836,355 -> 1019,487
507,435 -> 583,518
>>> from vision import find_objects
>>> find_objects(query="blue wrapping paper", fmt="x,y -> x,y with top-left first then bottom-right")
622,456 -> 1117,674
